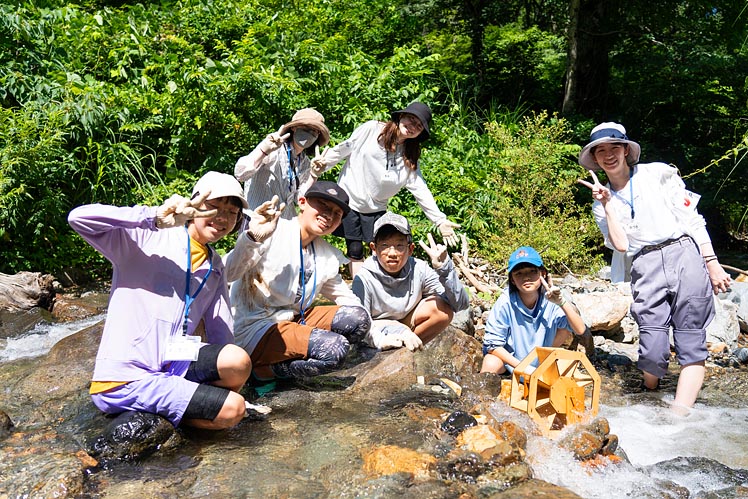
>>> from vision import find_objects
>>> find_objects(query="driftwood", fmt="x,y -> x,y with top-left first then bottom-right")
0,272 -> 55,311
723,264 -> 748,278
453,235 -> 500,295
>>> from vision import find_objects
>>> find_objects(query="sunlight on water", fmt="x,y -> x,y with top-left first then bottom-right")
0,315 -> 103,362
527,402 -> 748,499
602,402 -> 748,469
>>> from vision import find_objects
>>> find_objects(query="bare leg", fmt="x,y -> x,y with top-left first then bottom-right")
480,353 -> 506,374
213,344 -> 252,392
642,370 -> 660,391
673,361 -> 705,408
183,391 -> 246,430
411,296 -> 453,344
182,345 -> 252,430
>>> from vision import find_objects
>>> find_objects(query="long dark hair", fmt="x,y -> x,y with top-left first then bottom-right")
379,121 -> 421,171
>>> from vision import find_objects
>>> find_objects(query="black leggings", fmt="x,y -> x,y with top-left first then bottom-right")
271,305 -> 370,378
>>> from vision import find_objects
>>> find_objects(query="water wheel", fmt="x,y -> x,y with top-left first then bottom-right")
509,347 -> 600,438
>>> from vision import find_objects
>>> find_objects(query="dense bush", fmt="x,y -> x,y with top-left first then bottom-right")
1,0 -> 745,278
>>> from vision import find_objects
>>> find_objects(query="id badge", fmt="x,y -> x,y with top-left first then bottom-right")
383,170 -> 397,183
164,335 -> 202,362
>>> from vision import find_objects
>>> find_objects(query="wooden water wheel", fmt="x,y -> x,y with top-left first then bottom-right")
510,347 -> 600,438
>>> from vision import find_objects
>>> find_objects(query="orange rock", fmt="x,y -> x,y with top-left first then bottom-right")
74,450 -> 98,468
361,445 -> 436,478
499,379 -> 512,403
580,454 -> 623,470
455,425 -> 503,454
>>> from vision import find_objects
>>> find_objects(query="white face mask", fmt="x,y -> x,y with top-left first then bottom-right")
294,128 -> 319,148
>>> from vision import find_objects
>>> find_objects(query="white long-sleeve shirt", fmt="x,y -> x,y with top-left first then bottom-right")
224,218 -> 361,353
321,120 -> 447,224
592,162 -> 711,258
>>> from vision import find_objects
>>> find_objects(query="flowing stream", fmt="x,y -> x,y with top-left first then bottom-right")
1,315 -> 747,498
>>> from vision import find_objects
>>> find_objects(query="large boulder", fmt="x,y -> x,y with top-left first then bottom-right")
574,291 -> 632,332
719,281 -> 748,332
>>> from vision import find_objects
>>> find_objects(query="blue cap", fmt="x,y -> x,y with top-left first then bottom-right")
507,246 -> 543,273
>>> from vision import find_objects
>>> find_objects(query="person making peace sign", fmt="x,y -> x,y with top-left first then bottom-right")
480,246 -> 587,375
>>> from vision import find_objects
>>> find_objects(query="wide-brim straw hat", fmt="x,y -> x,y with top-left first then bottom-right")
579,122 -> 641,171
390,102 -> 432,142
280,108 -> 330,147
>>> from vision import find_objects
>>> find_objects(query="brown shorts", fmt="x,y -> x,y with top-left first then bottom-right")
250,305 -> 338,378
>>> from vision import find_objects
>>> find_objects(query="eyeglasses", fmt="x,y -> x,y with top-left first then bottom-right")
376,243 -> 409,254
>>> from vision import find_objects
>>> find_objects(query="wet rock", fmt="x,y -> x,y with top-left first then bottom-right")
643,456 -> 748,490
362,444 -> 436,478
415,326 -> 483,381
344,347 -> 416,396
436,450 -> 486,482
0,409 -> 12,439
0,306 -> 52,338
558,417 -> 616,461
455,424 -> 504,455
490,420 -> 528,451
356,474 -> 454,499
0,428 -> 94,498
381,386 -> 457,412
440,410 -> 477,436
89,411 -> 178,462
483,477 -> 582,498
478,461 -> 533,492
481,440 -> 522,466
51,292 -> 107,322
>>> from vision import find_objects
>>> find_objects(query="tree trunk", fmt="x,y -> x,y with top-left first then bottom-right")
562,0 -> 581,114
0,272 -> 55,311
562,0 -> 610,116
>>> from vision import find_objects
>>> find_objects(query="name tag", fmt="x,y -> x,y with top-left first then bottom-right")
164,335 -> 202,362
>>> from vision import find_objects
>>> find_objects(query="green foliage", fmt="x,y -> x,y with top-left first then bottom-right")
393,98 -> 603,273
1,0 -> 745,278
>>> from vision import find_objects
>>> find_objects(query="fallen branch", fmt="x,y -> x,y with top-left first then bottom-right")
454,254 -> 499,294
0,272 -> 55,311
722,264 -> 748,277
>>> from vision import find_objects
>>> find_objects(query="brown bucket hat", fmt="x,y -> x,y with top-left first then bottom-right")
279,108 -> 330,147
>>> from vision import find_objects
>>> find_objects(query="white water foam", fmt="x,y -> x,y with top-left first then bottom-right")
527,402 -> 748,498
0,314 -> 104,362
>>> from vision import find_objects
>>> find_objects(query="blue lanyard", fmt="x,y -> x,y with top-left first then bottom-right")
612,168 -> 635,219
286,145 -> 299,193
298,241 -> 316,325
183,226 -> 213,336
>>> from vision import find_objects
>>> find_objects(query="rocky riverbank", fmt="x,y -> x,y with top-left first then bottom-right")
1,271 -> 747,498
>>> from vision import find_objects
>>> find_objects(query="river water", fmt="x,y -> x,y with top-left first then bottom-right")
1,315 -> 747,498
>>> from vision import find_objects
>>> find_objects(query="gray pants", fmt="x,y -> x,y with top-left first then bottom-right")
630,237 -> 714,378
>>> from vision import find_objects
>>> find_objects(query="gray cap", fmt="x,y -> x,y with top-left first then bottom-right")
373,211 -> 411,239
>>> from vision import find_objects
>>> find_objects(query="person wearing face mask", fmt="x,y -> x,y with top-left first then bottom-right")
309,102 -> 461,277
235,108 -> 330,220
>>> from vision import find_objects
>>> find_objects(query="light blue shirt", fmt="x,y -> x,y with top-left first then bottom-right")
482,288 -> 570,372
